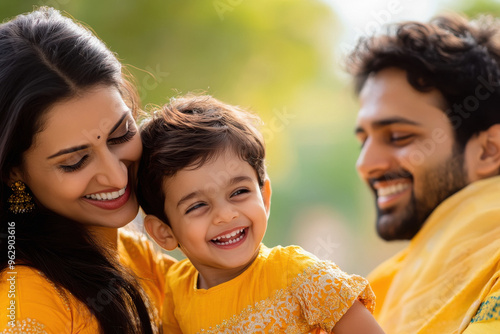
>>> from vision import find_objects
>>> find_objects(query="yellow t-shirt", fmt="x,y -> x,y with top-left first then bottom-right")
163,244 -> 375,334
0,229 -> 176,333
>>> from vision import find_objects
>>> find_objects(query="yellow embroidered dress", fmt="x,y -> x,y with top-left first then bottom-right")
368,176 -> 500,334
0,229 -> 176,333
163,245 -> 375,334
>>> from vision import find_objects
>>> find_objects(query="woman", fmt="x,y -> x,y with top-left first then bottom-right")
0,7 -> 175,333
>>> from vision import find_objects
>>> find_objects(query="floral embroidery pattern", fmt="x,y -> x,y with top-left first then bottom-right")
471,295 -> 500,323
198,261 -> 374,334
1,318 -> 47,334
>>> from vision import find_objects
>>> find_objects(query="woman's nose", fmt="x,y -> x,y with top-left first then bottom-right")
94,150 -> 128,189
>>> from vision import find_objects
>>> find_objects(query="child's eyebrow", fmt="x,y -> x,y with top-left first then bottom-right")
176,191 -> 200,208
176,175 -> 254,208
229,175 -> 253,186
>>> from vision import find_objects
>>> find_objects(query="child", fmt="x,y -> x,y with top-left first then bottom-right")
137,95 -> 384,334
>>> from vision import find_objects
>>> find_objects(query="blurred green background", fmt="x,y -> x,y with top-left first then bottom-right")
2,0 -> 499,276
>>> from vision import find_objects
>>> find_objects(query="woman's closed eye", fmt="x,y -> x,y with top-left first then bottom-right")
58,154 -> 90,172
107,118 -> 137,145
107,128 -> 137,145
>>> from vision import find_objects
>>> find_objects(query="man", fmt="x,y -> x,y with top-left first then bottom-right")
348,13 -> 500,333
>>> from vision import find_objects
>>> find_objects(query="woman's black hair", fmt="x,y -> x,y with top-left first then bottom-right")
0,7 -> 155,333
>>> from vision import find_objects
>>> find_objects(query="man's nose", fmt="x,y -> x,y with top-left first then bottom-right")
356,138 -> 391,180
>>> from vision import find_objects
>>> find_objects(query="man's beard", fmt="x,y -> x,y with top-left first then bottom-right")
375,151 -> 468,241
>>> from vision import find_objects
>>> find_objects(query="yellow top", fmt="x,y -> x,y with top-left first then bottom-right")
463,288 -> 500,334
0,229 -> 176,333
368,176 -> 500,334
163,245 -> 375,334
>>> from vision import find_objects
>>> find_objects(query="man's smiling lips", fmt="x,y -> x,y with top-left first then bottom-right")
373,181 -> 412,210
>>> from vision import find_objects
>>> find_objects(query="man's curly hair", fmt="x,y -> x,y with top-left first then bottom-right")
347,13 -> 500,149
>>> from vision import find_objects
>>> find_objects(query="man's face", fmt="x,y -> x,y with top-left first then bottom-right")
355,68 -> 469,240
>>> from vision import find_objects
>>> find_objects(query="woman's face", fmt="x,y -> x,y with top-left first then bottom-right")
12,85 -> 142,228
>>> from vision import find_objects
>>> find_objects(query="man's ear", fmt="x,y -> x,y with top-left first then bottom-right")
466,124 -> 500,180
261,178 -> 272,218
144,215 -> 178,251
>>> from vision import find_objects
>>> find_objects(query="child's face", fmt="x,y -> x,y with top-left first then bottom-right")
162,149 -> 270,277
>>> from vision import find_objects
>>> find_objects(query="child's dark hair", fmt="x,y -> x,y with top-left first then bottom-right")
138,95 -> 266,225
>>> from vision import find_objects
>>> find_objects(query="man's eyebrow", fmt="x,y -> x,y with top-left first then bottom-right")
47,112 -> 129,159
355,117 -> 422,135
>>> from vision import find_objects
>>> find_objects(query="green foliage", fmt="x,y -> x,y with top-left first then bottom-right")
454,0 -> 500,17
0,0 -> 394,274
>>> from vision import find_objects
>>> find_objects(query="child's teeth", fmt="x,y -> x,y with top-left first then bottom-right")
212,228 -> 245,243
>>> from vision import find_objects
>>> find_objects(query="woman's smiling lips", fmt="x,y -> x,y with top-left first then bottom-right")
82,185 -> 131,210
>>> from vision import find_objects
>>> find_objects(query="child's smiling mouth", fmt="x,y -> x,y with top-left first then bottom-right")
211,227 -> 247,246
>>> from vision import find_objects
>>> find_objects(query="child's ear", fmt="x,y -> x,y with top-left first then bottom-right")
261,178 -> 272,218
466,124 -> 500,181
144,215 -> 179,251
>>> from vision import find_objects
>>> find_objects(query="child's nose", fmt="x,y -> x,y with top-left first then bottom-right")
213,204 -> 239,225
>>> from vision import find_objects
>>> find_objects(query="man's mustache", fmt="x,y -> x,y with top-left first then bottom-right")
368,169 -> 413,188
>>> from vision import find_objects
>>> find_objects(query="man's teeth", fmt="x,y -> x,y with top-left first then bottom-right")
212,228 -> 245,245
85,187 -> 126,201
378,183 -> 410,197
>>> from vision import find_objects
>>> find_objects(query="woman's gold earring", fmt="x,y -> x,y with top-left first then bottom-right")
8,181 -> 35,214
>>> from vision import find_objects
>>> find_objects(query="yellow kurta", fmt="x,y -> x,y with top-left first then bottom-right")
163,245 -> 375,334
368,176 -> 500,334
0,229 -> 176,333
